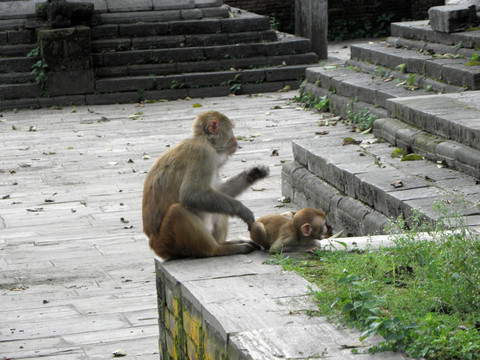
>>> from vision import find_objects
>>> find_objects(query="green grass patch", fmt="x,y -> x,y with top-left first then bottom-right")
267,200 -> 480,359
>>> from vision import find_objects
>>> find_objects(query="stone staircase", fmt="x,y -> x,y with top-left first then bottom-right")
0,1 -> 318,110
283,19 -> 480,237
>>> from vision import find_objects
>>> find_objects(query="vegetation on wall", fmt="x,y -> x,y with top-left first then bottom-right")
328,12 -> 395,41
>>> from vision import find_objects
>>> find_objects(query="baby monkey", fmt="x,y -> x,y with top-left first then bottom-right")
250,207 -> 332,253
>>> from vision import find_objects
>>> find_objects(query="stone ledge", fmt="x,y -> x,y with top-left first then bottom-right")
155,249 -> 409,359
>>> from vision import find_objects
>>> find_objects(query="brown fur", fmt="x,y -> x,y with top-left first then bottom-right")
142,111 -> 269,260
250,207 -> 331,253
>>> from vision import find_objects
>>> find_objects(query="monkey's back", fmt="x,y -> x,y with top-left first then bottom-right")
142,138 -> 216,237
255,214 -> 292,245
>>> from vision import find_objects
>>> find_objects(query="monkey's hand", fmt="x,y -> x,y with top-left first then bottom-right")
246,165 -> 270,184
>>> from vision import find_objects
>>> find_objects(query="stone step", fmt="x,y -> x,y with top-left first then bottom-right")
374,116 -> 480,179
350,40 -> 480,90
301,66 -> 479,178
282,120 -> 480,237
0,56 -> 35,73
93,35 -> 314,73
91,30 -> 277,52
98,7 -> 230,25
94,65 -> 307,93
0,27 -> 36,45
304,65 -> 453,111
0,83 -> 41,101
0,43 -> 35,57
386,92 -> 480,152
386,36 -> 478,60
391,20 -> 480,49
92,11 -> 270,41
0,71 -> 35,84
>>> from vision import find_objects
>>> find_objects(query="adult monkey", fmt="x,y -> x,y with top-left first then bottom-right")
143,111 -> 269,260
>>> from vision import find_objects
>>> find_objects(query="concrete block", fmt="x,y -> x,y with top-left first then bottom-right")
429,5 -> 479,33
47,70 -> 95,96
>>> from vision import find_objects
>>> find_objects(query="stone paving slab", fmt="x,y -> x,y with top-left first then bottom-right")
1,90 -> 355,359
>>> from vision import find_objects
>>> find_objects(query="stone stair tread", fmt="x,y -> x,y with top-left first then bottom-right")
92,34 -> 309,62
306,66 -> 435,109
345,59 -> 466,95
0,56 -> 35,73
391,20 -> 480,48
99,8 -> 229,25
94,51 -> 317,78
0,71 -> 35,84
291,122 -> 480,227
350,40 -> 480,89
386,36 -> 478,59
387,92 -> 480,151
0,43 -> 35,57
94,64 -> 309,92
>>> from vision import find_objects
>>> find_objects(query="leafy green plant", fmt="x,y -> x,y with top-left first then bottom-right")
270,13 -> 280,31
328,12 -> 394,41
346,108 -> 378,131
225,74 -> 242,95
170,80 -> 185,89
465,53 -> 480,66
396,63 -> 406,73
293,92 -> 330,112
137,88 -> 145,102
27,45 -> 49,95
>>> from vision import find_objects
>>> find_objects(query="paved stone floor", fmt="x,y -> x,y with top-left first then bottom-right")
0,90 -> 341,359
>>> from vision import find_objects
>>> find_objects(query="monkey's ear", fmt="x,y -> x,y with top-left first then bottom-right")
301,223 -> 312,237
208,119 -> 220,135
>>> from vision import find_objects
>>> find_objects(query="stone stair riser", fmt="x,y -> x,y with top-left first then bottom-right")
373,118 -> 480,179
282,161 -> 393,237
387,95 -> 480,152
